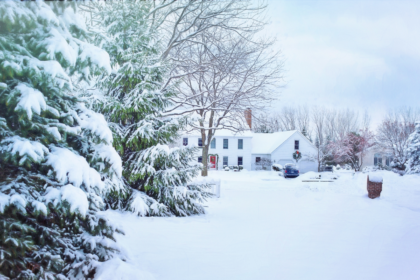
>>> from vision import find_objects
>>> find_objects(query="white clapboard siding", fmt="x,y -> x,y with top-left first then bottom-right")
209,136 -> 253,171
270,131 -> 318,173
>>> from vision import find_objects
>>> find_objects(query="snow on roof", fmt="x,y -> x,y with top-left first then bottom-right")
183,129 -> 253,138
252,130 -> 297,154
181,129 -> 300,154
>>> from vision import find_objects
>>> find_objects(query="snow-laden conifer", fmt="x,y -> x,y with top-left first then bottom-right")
0,2 -> 125,278
88,1 -> 212,216
406,121 -> 420,174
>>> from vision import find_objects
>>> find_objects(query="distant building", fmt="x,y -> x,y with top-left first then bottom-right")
359,146 -> 394,169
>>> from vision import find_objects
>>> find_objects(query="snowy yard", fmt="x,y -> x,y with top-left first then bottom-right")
103,170 -> 420,280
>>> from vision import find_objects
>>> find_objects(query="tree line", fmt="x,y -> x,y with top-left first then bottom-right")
253,106 -> 420,173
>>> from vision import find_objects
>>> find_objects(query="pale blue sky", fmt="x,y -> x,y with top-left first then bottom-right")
265,0 -> 420,124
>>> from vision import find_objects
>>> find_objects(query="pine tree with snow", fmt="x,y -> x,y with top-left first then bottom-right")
405,121 -> 420,174
88,1 -> 212,216
0,2 -> 124,278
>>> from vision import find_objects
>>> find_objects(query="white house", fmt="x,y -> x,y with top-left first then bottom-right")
359,146 -> 394,169
251,130 -> 318,173
178,130 -> 318,172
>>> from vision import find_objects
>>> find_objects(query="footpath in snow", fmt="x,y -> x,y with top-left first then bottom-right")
101,170 -> 420,280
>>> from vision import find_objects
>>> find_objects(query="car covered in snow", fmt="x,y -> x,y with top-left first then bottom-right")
281,163 -> 299,178
272,163 -> 283,171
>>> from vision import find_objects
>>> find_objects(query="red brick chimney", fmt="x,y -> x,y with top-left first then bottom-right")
245,108 -> 252,129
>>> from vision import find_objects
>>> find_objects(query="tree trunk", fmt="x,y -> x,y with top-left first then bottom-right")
317,149 -> 321,172
201,144 -> 209,176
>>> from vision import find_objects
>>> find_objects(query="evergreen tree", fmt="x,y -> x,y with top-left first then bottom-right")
406,121 -> 420,174
301,126 -> 308,138
89,1 -> 212,216
0,2 -> 124,278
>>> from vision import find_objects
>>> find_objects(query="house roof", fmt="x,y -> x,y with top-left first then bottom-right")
181,129 -> 313,154
182,129 -> 253,138
251,130 -> 297,154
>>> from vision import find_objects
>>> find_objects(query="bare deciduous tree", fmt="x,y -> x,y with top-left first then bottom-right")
296,106 -> 311,137
329,129 -> 375,171
253,113 -> 280,133
310,106 -> 328,171
147,0 -> 267,61
174,26 -> 283,175
335,108 -> 360,140
376,107 -> 419,170
253,105 -> 311,136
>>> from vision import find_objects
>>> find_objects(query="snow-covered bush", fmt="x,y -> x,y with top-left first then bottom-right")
376,114 -> 416,171
272,164 -> 283,171
362,166 -> 378,173
88,1 -> 212,216
376,162 -> 391,171
406,121 -> 420,174
0,2 -> 124,278
256,158 -> 272,170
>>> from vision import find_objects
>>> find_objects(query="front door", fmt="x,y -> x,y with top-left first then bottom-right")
210,156 -> 216,169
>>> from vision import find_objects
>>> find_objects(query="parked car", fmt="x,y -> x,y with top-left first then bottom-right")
281,163 -> 299,178
272,164 -> 283,172
324,166 -> 333,172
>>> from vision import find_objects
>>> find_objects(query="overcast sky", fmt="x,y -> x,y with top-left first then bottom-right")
265,0 -> 420,125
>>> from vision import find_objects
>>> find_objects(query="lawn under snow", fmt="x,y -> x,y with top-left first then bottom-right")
101,170 -> 420,280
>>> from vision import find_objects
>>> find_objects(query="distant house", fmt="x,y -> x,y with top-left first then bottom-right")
359,146 -> 394,169
178,130 -> 318,172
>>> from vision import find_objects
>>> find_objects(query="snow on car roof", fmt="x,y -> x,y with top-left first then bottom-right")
252,130 -> 297,154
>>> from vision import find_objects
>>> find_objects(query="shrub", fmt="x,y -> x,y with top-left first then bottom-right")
272,164 -> 283,171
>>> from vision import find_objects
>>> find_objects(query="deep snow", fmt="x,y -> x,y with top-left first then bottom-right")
102,170 -> 420,280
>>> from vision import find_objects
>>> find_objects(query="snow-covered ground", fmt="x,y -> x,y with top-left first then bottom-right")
102,170 -> 420,280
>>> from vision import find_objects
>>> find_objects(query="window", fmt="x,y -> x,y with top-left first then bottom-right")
198,138 -> 203,147
223,139 -> 228,149
374,153 -> 382,165
223,156 -> 228,166
198,156 -> 202,163
294,140 -> 299,150
183,138 -> 188,146
256,157 -> 261,163
238,139 -> 243,149
211,138 -> 216,149
238,157 -> 243,166
386,155 -> 393,167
